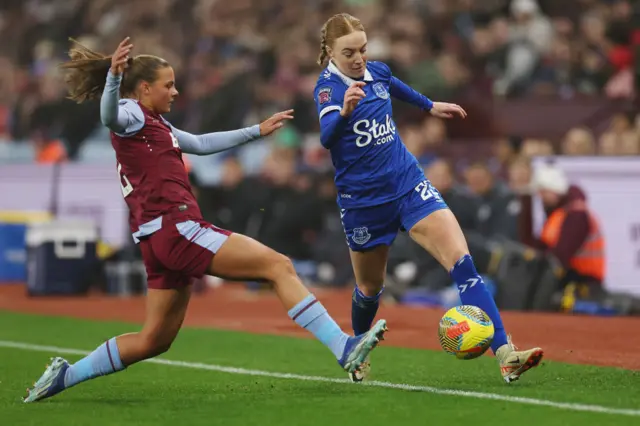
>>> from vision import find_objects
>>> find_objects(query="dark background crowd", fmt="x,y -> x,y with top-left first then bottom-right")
1,0 -> 639,304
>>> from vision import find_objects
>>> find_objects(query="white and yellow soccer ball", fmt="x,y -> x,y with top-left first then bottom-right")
438,305 -> 494,360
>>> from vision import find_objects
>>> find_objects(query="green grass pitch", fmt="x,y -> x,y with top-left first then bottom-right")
0,311 -> 638,426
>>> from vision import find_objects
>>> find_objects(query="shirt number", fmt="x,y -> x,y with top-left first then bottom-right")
117,162 -> 133,198
415,180 -> 442,202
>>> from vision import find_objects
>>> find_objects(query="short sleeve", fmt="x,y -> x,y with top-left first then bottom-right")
116,99 -> 145,136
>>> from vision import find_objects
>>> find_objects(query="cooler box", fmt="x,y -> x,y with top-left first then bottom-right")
26,220 -> 99,296
0,223 -> 28,282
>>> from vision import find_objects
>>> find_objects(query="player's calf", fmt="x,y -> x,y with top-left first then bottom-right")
126,330 -> 176,361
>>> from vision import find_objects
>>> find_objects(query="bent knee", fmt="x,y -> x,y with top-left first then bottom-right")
357,280 -> 384,296
138,332 -> 175,358
263,252 -> 297,282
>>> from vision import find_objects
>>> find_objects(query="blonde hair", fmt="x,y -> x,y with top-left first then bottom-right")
317,13 -> 365,66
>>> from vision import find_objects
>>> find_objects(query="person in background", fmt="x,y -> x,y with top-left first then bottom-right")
531,163 -> 605,308
561,127 -> 597,156
426,159 -> 479,232
464,162 -> 520,240
507,156 -> 533,195
493,135 -> 523,180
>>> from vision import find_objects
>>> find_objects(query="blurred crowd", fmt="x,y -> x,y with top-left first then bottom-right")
1,0 -> 638,152
0,0 -> 639,291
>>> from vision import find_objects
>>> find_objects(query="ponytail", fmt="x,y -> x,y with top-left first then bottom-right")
59,39 -> 170,103
58,38 -> 113,103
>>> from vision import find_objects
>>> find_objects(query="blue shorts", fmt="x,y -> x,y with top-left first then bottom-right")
341,179 -> 448,251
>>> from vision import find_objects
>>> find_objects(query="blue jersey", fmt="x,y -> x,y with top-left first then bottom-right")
314,61 -> 430,210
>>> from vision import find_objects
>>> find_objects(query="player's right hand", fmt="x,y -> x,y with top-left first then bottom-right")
341,81 -> 366,117
110,37 -> 133,76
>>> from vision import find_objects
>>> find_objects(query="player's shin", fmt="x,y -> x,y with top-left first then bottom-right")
351,285 -> 383,335
64,337 -> 126,388
287,293 -> 350,359
449,254 -> 508,353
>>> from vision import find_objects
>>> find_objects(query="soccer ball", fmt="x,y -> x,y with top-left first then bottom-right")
438,305 -> 494,360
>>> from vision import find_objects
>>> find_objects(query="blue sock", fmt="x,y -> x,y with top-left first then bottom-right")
351,285 -> 383,335
450,254 -> 508,353
64,337 -> 125,388
288,294 -> 350,359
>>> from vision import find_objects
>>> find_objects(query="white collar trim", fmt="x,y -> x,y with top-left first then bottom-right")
327,60 -> 373,86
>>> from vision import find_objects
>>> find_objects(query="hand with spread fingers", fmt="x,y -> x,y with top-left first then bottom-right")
259,109 -> 295,136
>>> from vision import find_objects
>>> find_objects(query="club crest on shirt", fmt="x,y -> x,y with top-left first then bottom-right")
373,82 -> 389,100
318,87 -> 332,104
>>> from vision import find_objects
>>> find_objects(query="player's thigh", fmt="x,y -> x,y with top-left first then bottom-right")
403,183 -> 469,271
349,245 -> 389,293
207,232 -> 294,282
139,239 -> 192,347
150,218 -> 231,279
342,203 -> 398,291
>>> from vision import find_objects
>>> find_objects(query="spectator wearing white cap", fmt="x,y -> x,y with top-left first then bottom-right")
532,163 -> 605,288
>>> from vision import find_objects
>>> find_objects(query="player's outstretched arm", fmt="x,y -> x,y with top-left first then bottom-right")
99,37 -> 144,134
172,109 -> 294,155
388,75 -> 466,119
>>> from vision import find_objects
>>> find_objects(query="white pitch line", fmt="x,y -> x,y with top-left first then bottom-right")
1,340 -> 639,417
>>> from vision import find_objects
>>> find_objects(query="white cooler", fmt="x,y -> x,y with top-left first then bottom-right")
26,220 -> 99,296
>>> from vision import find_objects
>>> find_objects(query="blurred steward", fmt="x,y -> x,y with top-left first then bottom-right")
531,163 -> 605,307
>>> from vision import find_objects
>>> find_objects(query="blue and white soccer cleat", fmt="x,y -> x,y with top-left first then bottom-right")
23,357 -> 69,403
338,319 -> 387,376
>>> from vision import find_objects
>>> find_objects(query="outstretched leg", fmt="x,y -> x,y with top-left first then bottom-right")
409,209 -> 543,383
24,284 -> 192,402
207,233 -> 387,374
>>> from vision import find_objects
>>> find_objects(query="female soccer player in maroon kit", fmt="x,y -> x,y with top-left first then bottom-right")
23,37 -> 387,403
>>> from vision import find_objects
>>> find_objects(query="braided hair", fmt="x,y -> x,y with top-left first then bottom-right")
317,13 -> 365,67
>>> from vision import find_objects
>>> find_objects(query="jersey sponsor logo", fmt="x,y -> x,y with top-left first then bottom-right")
372,82 -> 389,100
353,114 -> 397,147
318,87 -> 332,105
352,227 -> 371,245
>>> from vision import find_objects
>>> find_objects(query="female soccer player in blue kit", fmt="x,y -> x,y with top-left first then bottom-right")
314,13 -> 543,383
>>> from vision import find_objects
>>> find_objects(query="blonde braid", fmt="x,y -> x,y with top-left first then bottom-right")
317,26 -> 329,66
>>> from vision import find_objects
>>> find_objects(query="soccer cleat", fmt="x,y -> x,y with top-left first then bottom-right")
348,355 -> 370,382
23,357 -> 69,403
496,336 -> 544,384
339,319 -> 387,376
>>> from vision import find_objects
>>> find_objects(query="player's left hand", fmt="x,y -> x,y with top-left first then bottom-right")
429,102 -> 467,119
259,109 -> 295,136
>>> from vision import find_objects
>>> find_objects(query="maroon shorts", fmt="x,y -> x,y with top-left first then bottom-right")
139,217 -> 232,290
